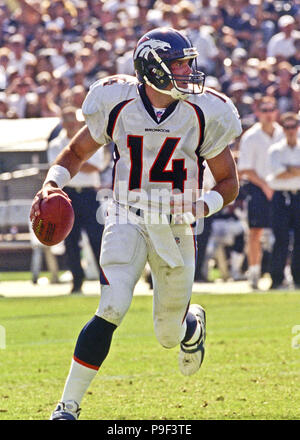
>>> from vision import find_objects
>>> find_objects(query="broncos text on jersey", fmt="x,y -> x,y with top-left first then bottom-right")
82,74 -> 242,213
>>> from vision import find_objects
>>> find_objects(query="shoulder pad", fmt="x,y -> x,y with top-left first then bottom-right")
83,75 -> 138,115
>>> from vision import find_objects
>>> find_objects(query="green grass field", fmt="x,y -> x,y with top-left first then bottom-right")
0,287 -> 300,420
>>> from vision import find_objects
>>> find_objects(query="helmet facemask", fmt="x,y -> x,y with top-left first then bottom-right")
134,30 -> 206,100
148,48 -> 205,99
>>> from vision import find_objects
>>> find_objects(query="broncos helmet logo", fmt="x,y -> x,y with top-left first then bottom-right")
134,38 -> 171,60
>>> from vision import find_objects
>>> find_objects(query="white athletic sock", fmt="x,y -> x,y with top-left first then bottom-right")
248,264 -> 260,276
61,358 -> 98,405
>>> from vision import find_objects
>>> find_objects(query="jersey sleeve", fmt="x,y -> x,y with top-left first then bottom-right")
82,75 -> 138,145
82,81 -> 111,145
200,94 -> 242,160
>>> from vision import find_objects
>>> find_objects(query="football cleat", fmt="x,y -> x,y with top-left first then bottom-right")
179,304 -> 206,376
50,400 -> 81,420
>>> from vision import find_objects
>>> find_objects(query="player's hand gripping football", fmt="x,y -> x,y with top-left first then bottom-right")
29,182 -> 71,221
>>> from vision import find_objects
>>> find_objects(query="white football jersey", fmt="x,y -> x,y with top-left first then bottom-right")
82,74 -> 242,212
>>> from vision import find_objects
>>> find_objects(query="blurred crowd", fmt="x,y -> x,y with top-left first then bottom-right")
0,0 -> 300,290
0,0 -> 299,122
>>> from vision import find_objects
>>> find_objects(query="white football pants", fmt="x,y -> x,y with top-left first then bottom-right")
95,214 -> 196,349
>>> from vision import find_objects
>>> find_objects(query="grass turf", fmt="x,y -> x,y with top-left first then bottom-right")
0,290 -> 300,420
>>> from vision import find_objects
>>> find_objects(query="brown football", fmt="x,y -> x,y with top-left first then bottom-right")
32,193 -> 74,246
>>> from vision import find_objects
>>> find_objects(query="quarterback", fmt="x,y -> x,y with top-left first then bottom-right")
30,28 -> 242,420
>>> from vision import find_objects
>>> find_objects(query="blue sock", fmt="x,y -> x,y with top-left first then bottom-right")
74,315 -> 117,370
181,311 -> 198,344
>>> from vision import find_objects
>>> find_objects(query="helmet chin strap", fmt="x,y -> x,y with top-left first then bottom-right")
170,87 -> 189,100
143,75 -> 189,100
146,49 -> 189,100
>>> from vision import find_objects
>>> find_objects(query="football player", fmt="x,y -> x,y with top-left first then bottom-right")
30,28 -> 242,420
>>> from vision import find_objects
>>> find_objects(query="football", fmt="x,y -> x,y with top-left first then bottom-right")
32,193 -> 75,246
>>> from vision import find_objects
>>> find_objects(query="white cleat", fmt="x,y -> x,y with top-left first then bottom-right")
50,400 -> 81,420
179,304 -> 206,376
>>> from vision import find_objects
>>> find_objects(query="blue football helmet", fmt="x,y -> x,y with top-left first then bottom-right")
133,28 -> 205,100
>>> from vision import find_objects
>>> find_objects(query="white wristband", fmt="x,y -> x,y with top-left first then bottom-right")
199,190 -> 224,217
44,165 -> 71,189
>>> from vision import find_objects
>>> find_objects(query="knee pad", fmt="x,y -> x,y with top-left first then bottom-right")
97,223 -> 148,326
96,282 -> 134,326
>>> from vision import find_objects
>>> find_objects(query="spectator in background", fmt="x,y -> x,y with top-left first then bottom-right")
89,0 -> 115,34
43,0 -> 67,30
249,61 -> 276,95
248,39 -> 268,62
221,66 -> 249,96
51,76 -> 71,108
0,92 -> 17,119
7,33 -> 36,76
69,85 -> 87,109
230,47 -> 248,70
228,81 -> 255,127
53,49 -> 80,86
115,29 -> 138,76
186,13 -> 219,75
101,22 -> 122,53
1,0 -> 300,291
35,70 -> 52,90
237,96 -> 284,290
0,7 -> 10,46
221,0 -> 255,51
291,72 -> 300,113
288,37 -> 300,67
255,0 -> 298,44
93,40 -> 115,76
116,46 -> 135,76
133,0 -> 154,38
61,9 -> 82,42
23,59 -> 38,82
49,34 -> 68,70
47,106 -> 104,294
0,47 -> 10,90
78,47 -> 100,88
195,0 -> 219,22
267,61 -> 298,113
35,49 -> 54,76
101,0 -> 138,19
267,15 -> 300,61
161,4 -> 186,29
6,75 -> 37,118
25,86 -> 61,118
204,197 -> 246,282
76,1 -> 92,30
267,112 -> 300,290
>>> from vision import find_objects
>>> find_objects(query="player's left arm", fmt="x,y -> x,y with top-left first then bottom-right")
194,146 -> 239,218
53,125 -> 102,178
206,146 -> 239,206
